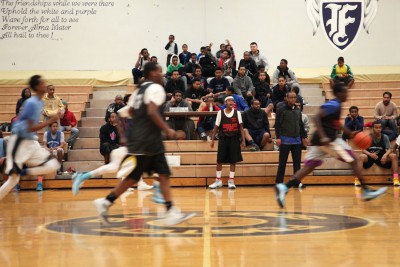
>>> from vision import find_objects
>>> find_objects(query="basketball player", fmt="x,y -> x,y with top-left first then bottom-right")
0,75 -> 60,200
275,84 -> 388,208
90,62 -> 195,225
209,96 -> 245,189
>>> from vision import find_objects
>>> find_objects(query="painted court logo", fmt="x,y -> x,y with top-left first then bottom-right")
305,0 -> 379,51
45,211 -> 371,238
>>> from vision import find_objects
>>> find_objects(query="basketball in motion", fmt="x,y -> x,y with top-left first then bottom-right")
353,132 -> 372,150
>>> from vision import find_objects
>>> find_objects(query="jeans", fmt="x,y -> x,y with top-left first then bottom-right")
275,143 -> 302,184
60,126 -> 79,147
197,119 -> 216,135
379,119 -> 398,137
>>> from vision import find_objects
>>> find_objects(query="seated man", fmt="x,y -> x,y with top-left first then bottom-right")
164,90 -> 195,140
165,70 -> 185,100
330,56 -> 354,89
185,53 -> 200,80
166,54 -> 187,90
100,112 -> 120,164
374,91 -> 398,141
132,48 -> 150,84
207,67 -> 231,96
238,51 -> 258,79
178,44 -> 192,65
254,71 -> 272,108
272,59 -> 298,87
233,66 -> 255,105
357,121 -> 399,186
42,84 -> 64,129
220,87 -> 249,112
105,95 -> 125,122
197,96 -> 221,141
343,106 -> 364,140
192,67 -> 207,89
43,121 -> 66,175
185,78 -> 207,111
272,75 -> 290,112
60,100 -> 79,149
253,65 -> 270,85
243,99 -> 271,151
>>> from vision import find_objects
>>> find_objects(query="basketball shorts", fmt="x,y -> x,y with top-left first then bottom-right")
363,154 -> 392,169
217,136 -> 243,164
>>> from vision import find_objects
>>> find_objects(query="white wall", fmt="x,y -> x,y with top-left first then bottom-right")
0,0 -> 399,71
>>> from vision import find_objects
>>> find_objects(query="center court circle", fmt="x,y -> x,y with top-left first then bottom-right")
45,211 -> 371,238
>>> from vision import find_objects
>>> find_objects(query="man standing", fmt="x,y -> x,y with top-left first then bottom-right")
275,92 -> 307,186
374,91 -> 398,140
42,84 -> 64,129
165,34 -> 178,67
92,62 -> 195,225
249,42 -> 269,72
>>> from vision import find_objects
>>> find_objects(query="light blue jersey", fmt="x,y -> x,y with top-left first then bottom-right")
12,96 -> 43,140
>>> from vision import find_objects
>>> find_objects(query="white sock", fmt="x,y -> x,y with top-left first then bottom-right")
216,171 -> 222,179
229,172 -> 235,179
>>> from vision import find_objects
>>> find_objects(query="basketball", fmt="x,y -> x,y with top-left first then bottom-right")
353,132 -> 372,150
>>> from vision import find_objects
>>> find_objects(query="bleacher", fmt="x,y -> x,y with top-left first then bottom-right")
3,81 -> 399,189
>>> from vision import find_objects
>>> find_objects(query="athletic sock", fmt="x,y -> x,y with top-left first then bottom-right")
105,192 -> 118,203
286,178 -> 298,189
37,176 -> 43,183
165,201 -> 173,211
216,171 -> 222,179
229,171 -> 235,179
393,173 -> 398,179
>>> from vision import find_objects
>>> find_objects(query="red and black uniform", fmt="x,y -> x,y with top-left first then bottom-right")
216,110 -> 243,164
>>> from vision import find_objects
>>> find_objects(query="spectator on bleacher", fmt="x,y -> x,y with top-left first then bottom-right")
218,49 -> 234,78
272,59 -> 298,87
239,51 -> 258,79
243,99 -> 271,151
199,47 -> 217,78
197,46 -> 206,61
105,95 -> 124,122
374,91 -> 398,140
43,85 -> 64,129
249,42 -> 269,72
150,56 -> 158,63
272,76 -> 290,112
233,66 -> 255,105
165,34 -> 178,67
207,67 -> 230,95
164,90 -> 195,140
60,100 -> 79,150
185,78 -> 207,111
166,55 -> 187,90
357,121 -> 399,186
165,70 -> 186,99
43,121 -> 65,175
254,71 -> 273,109
132,48 -> 150,84
275,91 -> 307,187
291,84 -> 305,110
253,65 -> 271,85
225,41 -> 236,76
343,106 -> 364,141
100,112 -> 120,164
220,87 -> 249,112
215,43 -> 226,60
185,54 -> 200,80
197,96 -> 221,141
330,56 -> 354,89
193,67 -> 207,89
16,88 -> 31,115
178,44 -> 192,65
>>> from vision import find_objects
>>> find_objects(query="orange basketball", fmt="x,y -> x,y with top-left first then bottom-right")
353,132 -> 372,150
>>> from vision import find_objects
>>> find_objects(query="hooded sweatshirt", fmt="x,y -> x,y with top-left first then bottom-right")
272,66 -> 298,86
166,54 -> 184,75
43,93 -> 64,117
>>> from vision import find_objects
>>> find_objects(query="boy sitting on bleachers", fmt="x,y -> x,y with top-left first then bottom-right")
43,121 -> 65,175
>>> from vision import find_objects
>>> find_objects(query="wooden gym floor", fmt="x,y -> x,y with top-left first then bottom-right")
0,186 -> 399,267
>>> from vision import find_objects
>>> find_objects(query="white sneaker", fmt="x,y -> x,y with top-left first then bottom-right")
228,179 -> 236,189
93,198 -> 112,225
165,206 -> 196,226
209,179 -> 222,189
138,181 -> 154,191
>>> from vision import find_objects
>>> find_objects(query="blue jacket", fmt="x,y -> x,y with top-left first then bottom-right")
344,116 -> 364,131
221,94 -> 249,111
